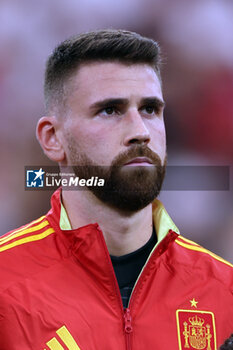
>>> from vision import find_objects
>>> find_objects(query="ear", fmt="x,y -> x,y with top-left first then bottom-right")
36,116 -> 65,163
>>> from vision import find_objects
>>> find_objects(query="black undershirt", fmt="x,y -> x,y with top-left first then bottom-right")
110,228 -> 157,308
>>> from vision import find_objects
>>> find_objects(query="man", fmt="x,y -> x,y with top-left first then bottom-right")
0,29 -> 232,350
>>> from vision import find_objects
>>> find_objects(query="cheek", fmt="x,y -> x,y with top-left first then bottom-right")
149,121 -> 166,157
156,123 -> 166,141
66,121 -> 103,148
67,123 -> 116,164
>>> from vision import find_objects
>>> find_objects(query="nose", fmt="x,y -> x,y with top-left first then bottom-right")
123,110 -> 151,146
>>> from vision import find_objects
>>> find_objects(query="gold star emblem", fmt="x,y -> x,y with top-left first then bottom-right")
190,298 -> 198,308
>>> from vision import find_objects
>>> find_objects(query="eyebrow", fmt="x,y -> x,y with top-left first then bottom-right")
89,97 -> 165,111
141,97 -> 165,109
90,98 -> 128,111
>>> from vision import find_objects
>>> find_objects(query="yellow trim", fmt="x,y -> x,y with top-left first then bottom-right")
0,220 -> 50,246
152,199 -> 179,243
176,309 -> 182,350
176,309 -> 217,350
175,239 -> 233,268
0,228 -> 55,253
177,236 -> 199,246
0,216 -> 46,242
46,337 -> 65,350
60,203 -> 72,230
57,326 -> 81,350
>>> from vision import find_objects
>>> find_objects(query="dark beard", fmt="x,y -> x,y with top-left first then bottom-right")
69,144 -> 166,213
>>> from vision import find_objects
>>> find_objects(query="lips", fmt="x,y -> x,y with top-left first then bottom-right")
124,157 -> 154,166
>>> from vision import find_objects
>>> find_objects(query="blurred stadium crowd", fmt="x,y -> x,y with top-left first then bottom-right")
0,0 -> 232,261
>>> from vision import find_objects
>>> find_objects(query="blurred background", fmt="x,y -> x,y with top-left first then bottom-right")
0,0 -> 232,262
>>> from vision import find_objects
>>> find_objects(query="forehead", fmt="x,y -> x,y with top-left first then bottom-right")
67,62 -> 163,105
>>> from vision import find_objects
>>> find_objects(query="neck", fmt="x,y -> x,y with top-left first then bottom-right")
62,189 -> 153,256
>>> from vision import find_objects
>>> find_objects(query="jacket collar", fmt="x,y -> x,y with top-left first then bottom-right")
47,188 -> 179,246
46,189 -> 179,305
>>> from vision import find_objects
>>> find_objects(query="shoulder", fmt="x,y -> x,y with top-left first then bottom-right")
0,216 -> 58,293
175,235 -> 233,269
0,215 -> 55,255
172,234 -> 233,285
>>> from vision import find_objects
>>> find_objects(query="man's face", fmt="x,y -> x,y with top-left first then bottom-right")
61,62 -> 166,212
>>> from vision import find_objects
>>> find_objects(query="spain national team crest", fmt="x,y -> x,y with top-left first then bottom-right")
176,310 -> 217,350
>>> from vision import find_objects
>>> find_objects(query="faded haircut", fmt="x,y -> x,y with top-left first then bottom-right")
44,29 -> 162,114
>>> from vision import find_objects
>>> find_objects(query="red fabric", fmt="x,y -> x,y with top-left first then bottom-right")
0,189 -> 232,349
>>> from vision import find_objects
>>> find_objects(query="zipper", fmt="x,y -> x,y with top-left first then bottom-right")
127,230 -> 177,308
97,226 -> 131,349
124,308 -> 133,350
104,236 -> 157,350
122,241 -> 165,350
97,225 -> 177,350
127,242 -> 158,308
122,243 -> 160,350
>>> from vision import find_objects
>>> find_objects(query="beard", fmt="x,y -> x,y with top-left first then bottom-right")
67,141 -> 166,213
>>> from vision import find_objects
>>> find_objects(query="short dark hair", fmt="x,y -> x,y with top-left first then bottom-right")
44,29 -> 162,113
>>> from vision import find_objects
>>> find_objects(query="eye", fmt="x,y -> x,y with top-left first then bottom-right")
141,104 -> 162,117
104,107 -> 115,115
98,106 -> 119,116
144,106 -> 155,114
141,105 -> 157,115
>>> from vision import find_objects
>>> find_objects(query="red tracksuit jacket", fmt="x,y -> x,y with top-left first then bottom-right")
0,189 -> 232,350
